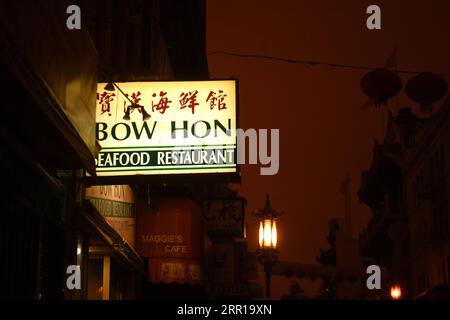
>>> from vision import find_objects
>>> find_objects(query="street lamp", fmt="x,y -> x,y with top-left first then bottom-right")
253,194 -> 284,298
390,285 -> 402,300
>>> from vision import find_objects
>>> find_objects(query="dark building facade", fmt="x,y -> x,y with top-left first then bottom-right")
404,97 -> 450,296
0,0 -> 239,300
358,98 -> 450,298
80,0 -> 208,82
0,0 -> 98,299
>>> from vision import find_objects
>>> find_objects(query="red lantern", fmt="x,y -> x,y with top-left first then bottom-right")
361,69 -> 403,107
406,72 -> 448,112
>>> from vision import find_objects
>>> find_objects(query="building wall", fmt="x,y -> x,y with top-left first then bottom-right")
81,0 -> 174,81
357,106 -> 450,298
0,0 -> 209,300
0,0 -> 99,159
0,0 -> 98,299
404,98 -> 450,296
80,0 -> 211,299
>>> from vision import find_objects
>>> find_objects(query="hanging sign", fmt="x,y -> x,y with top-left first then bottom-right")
95,80 -> 237,176
85,185 -> 136,247
203,198 -> 245,238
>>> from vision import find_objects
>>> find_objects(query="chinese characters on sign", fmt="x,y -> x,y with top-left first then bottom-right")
206,90 -> 227,110
94,80 -> 237,176
151,91 -> 172,115
179,90 -> 199,114
97,89 -> 229,117
203,198 -> 245,238
98,92 -> 115,116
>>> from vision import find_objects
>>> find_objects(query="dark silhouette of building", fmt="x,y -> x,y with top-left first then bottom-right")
0,0 -> 98,299
404,98 -> 450,296
0,0 -> 216,300
80,0 -> 211,300
358,98 -> 450,298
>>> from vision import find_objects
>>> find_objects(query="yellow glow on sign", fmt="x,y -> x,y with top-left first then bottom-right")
95,80 -> 237,176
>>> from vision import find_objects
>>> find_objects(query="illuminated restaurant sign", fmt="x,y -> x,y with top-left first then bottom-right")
95,80 -> 237,176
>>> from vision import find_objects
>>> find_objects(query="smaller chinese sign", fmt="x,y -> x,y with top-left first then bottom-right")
85,185 -> 136,247
211,242 -> 235,283
203,198 -> 245,238
148,258 -> 201,284
210,240 -> 248,296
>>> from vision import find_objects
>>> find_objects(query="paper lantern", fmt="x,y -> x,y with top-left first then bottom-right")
406,72 -> 448,112
361,69 -> 402,107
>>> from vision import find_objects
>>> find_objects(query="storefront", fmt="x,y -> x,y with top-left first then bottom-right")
82,199 -> 144,300
0,0 -> 98,299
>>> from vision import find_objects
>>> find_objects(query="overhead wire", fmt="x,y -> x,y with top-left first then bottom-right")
208,51 -> 450,78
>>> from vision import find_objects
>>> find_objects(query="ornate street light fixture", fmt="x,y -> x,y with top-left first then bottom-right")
253,194 -> 284,298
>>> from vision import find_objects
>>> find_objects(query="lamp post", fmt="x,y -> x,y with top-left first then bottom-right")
253,194 -> 284,298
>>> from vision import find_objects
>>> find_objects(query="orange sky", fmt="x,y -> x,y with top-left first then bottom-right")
206,0 -> 450,281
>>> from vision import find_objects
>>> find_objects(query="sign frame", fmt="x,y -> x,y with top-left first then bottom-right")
86,78 -> 241,184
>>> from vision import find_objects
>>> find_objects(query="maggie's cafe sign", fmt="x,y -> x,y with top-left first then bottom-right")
95,80 -> 237,176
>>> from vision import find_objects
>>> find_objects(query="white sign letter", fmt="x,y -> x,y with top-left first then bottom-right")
366,5 -> 381,30
366,264 -> 381,289
66,265 -> 81,290
66,5 -> 81,30
258,129 -> 280,176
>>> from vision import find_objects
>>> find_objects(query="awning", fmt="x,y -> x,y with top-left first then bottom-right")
81,200 -> 145,274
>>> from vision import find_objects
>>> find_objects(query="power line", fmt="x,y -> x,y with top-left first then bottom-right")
208,51 -> 450,78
